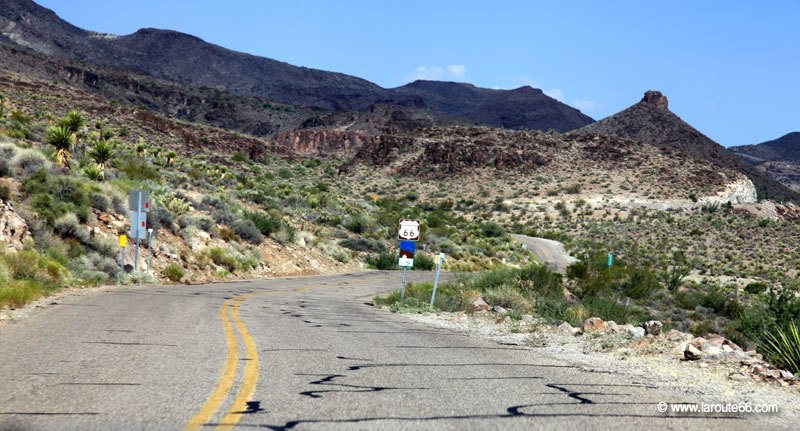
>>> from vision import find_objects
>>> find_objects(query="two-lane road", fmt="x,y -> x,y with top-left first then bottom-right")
0,272 -> 785,430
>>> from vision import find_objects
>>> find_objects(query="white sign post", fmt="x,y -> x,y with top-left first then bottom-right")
430,253 -> 446,306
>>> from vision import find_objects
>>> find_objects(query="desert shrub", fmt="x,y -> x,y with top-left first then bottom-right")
483,285 -> 533,311
54,213 -> 90,243
339,237 -> 386,253
274,221 -> 296,244
232,219 -> 263,244
70,252 -> 119,285
89,192 -> 111,212
116,155 -> 160,181
177,214 -> 215,231
480,222 -> 504,238
216,226 -> 240,242
0,160 -> 10,178
11,149 -> 49,177
744,282 -> 768,295
621,267 -> 661,299
0,279 -> 45,309
212,208 -> 238,226
148,206 -> 175,232
163,264 -> 185,282
159,193 -> 192,216
0,183 -> 10,201
207,247 -> 239,272
347,213 -> 372,234
366,252 -> 397,270
244,211 -> 281,236
413,253 -> 435,271
200,196 -> 227,211
22,169 -> 91,224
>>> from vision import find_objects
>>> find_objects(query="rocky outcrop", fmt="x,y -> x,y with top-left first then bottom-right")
274,130 -> 369,157
0,199 -> 31,251
698,177 -> 758,206
642,90 -> 669,111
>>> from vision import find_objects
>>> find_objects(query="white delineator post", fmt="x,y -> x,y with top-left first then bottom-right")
430,253 -> 445,306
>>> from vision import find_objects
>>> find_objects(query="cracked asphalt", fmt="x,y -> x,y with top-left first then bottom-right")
0,271 -> 782,430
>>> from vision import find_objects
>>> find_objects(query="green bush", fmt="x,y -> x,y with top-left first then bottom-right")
366,252 -> 397,270
233,219 -> 264,244
483,286 -> 532,311
339,237 -> 386,253
480,222 -> 504,238
347,213 -> 372,234
163,264 -> 184,282
244,211 -> 281,236
744,282 -> 768,295
413,253 -> 435,271
0,183 -> 10,201
207,247 -> 239,272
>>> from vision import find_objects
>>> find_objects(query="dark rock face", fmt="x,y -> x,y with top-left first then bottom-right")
642,90 -> 669,111
579,91 -> 799,202
0,0 -> 594,133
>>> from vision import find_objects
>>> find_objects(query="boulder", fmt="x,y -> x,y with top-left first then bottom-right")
642,320 -> 663,336
690,337 -> 708,350
557,321 -> 577,335
666,329 -> 693,342
581,317 -> 607,333
684,344 -> 704,360
493,306 -> 508,315
471,298 -> 490,313
0,199 -> 31,251
628,326 -> 646,338
521,314 -> 534,322
606,321 -> 620,333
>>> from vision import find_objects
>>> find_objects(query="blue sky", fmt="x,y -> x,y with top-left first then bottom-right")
36,1 -> 799,147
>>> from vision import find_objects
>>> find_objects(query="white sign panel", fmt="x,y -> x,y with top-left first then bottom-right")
397,219 -> 421,241
398,256 -> 414,268
129,211 -> 148,240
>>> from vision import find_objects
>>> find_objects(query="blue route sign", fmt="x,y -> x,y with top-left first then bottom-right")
399,240 -> 416,268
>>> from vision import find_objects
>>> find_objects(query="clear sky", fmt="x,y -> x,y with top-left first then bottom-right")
36,1 -> 799,147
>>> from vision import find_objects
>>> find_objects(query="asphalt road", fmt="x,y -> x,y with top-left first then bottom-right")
511,234 -> 578,274
0,271 -> 781,430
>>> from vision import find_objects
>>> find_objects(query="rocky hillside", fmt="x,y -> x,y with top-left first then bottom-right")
0,0 -> 593,132
579,91 -> 799,202
731,132 -> 800,163
730,132 -> 800,192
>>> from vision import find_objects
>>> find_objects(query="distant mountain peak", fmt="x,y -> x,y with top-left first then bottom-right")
641,90 -> 669,111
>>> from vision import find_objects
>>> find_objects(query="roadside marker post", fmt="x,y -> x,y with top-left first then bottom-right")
147,228 -> 154,274
135,192 -> 141,271
608,252 -> 613,269
119,234 -> 127,282
430,253 -> 445,306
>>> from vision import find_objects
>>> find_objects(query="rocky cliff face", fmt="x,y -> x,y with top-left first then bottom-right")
274,130 -> 370,157
0,199 -> 31,251
698,177 -> 758,206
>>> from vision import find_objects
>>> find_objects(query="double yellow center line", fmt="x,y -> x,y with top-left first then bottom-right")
184,293 -> 260,431
184,280 -> 384,430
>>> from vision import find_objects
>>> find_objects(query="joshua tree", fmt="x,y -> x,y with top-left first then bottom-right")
46,125 -> 73,169
165,150 -> 177,166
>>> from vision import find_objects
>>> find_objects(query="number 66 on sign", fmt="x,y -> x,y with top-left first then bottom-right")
397,219 -> 421,241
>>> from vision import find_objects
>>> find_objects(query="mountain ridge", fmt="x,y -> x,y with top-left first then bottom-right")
0,0 -> 593,132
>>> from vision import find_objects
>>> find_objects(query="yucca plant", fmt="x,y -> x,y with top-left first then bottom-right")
46,125 -> 73,169
88,140 -> 115,179
63,110 -> 85,134
761,322 -> 800,374
83,165 -> 102,182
